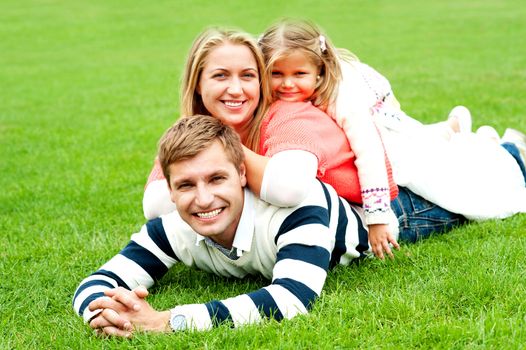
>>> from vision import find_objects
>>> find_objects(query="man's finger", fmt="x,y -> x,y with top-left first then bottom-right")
88,296 -> 115,312
101,326 -> 132,338
90,315 -> 113,330
105,288 -> 141,311
133,285 -> 149,299
99,308 -> 133,331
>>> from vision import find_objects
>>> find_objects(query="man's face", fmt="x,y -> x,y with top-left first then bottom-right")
168,141 -> 246,248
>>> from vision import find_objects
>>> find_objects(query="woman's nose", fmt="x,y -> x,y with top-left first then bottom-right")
227,77 -> 243,95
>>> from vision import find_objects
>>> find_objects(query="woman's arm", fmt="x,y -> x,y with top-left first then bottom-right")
143,158 -> 176,219
243,145 -> 318,207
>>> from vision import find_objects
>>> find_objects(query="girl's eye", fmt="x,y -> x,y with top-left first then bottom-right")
271,72 -> 283,77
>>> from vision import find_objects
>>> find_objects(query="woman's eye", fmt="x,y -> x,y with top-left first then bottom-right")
212,73 -> 226,79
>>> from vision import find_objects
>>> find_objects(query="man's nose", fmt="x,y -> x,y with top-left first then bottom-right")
195,184 -> 214,207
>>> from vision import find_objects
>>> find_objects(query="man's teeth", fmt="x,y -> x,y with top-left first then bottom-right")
197,208 -> 222,219
225,101 -> 242,107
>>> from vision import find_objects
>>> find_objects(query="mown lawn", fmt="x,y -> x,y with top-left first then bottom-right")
1,0 -> 525,349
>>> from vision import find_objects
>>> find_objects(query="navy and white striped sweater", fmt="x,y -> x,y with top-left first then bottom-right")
73,181 -> 398,330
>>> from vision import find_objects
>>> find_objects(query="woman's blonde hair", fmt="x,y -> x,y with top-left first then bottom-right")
259,19 -> 355,111
181,27 -> 272,152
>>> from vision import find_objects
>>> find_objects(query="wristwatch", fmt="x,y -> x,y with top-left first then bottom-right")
169,309 -> 186,332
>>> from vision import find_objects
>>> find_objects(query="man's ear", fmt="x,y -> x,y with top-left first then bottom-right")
239,163 -> 247,187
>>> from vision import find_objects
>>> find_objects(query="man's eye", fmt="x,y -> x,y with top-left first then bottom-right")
177,183 -> 192,190
211,176 -> 226,183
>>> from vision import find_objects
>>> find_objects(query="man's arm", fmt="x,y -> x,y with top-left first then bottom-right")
72,217 -> 179,322
75,190 -> 334,334
146,187 -> 333,331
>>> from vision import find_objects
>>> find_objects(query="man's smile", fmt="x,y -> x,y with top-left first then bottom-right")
195,208 -> 223,219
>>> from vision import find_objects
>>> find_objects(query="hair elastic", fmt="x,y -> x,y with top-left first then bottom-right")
319,35 -> 327,53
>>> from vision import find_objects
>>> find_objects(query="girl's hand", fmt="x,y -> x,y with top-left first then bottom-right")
368,224 -> 400,259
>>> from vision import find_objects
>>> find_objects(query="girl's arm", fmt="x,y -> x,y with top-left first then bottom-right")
330,60 -> 399,259
243,145 -> 318,207
331,59 -> 397,225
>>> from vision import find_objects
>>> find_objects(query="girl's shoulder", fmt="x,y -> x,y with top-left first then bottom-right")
263,100 -> 331,137
268,100 -> 323,119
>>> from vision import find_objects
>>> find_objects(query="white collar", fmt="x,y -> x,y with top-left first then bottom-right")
194,188 -> 256,257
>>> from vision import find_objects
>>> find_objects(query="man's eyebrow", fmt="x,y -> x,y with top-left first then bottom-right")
172,177 -> 192,187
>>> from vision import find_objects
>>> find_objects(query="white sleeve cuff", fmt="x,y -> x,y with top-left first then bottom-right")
260,150 -> 318,207
142,179 -> 177,219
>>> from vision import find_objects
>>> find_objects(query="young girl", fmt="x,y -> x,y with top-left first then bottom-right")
257,19 -> 525,224
257,19 -> 410,258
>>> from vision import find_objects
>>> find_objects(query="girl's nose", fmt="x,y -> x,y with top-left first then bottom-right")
282,77 -> 294,88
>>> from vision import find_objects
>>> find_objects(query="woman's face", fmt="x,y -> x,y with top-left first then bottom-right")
198,43 -> 260,137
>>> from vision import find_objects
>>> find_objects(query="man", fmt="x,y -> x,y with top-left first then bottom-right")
73,115 -> 458,337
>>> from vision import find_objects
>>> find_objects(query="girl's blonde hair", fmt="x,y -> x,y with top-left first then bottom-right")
181,27 -> 272,152
259,19 -> 355,111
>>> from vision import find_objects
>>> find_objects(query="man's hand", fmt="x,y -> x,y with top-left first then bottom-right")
88,286 -> 171,337
368,224 -> 400,260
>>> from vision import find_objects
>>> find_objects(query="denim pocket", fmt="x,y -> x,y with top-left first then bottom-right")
393,187 -> 466,243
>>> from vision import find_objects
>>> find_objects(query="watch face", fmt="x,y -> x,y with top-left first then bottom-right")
170,314 -> 186,331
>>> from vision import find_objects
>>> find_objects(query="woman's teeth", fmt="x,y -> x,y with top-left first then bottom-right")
225,101 -> 242,107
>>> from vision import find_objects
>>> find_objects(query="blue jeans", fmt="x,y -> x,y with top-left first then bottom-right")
391,187 -> 467,244
501,142 -> 526,184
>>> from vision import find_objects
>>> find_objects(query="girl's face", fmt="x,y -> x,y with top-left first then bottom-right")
198,43 -> 260,138
270,51 -> 319,103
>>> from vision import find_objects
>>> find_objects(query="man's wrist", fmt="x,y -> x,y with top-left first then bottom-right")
159,310 -> 172,333
168,308 -> 187,332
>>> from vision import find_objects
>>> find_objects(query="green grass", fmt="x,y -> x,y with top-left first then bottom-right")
1,0 -> 526,349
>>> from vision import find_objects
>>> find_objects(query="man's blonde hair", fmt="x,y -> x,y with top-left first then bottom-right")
158,115 -> 245,186
180,27 -> 272,152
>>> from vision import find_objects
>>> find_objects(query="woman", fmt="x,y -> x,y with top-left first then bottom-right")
143,27 -> 467,259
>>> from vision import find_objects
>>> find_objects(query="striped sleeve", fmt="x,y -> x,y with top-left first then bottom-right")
72,217 -> 179,322
170,202 -> 334,331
